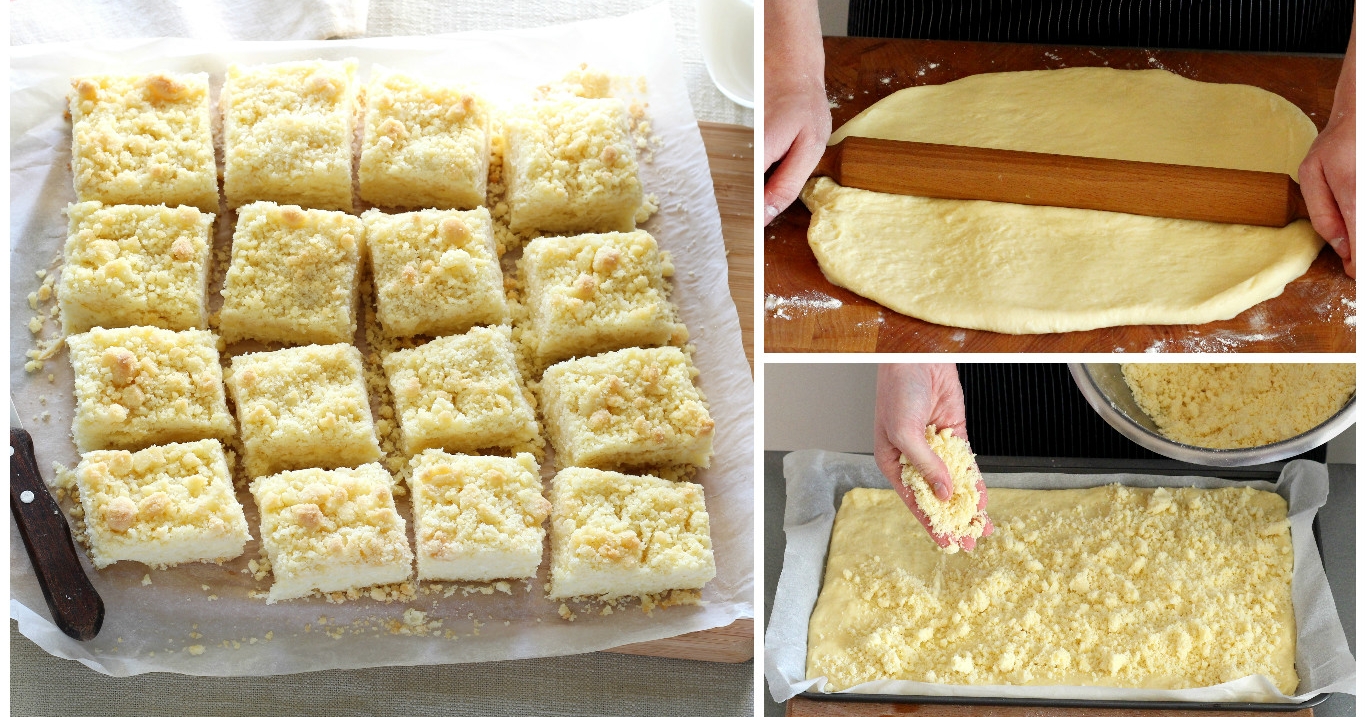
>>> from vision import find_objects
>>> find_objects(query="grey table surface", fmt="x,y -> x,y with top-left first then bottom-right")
11,620 -> 753,716
763,451 -> 1356,717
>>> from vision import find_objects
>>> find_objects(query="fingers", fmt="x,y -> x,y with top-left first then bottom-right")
904,499 -> 954,550
762,116 -> 798,170
1329,153 -> 1356,279
877,441 -> 955,549
884,449 -> 986,553
872,437 -> 905,493
763,130 -> 827,224
1300,156 -> 1352,272
1341,237 -> 1356,278
895,429 -> 954,501
955,478 -> 993,551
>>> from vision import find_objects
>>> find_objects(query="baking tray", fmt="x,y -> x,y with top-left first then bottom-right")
799,691 -> 1331,711
791,455 -> 1339,712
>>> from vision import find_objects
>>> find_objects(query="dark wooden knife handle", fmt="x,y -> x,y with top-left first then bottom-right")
10,427 -> 104,641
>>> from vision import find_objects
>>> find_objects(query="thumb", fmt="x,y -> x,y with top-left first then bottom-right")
896,431 -> 953,501
763,135 -> 825,224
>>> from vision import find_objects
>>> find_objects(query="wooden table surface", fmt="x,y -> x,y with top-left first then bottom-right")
606,121 -> 754,662
703,121 -> 756,370
765,37 -> 1355,353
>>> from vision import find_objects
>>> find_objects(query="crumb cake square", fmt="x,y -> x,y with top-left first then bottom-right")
504,97 -> 642,234
227,344 -> 382,478
383,326 -> 540,456
251,463 -> 413,603
222,59 -> 358,211
520,230 -> 685,367
540,347 -> 714,471
547,467 -> 715,599
67,327 -> 235,452
409,450 -> 550,581
364,207 -> 507,337
360,70 -> 491,210
59,202 -> 214,334
75,439 -> 250,568
219,202 -> 364,346
69,72 -> 218,213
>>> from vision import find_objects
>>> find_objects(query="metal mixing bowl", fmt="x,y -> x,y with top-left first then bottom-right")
1068,363 -> 1356,467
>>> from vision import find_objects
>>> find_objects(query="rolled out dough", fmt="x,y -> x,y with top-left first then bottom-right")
804,67 -> 1326,335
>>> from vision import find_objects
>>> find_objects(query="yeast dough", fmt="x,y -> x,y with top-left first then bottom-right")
804,67 -> 1325,335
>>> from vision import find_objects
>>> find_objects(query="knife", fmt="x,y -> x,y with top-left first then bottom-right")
813,137 -> 1311,228
10,397 -> 104,641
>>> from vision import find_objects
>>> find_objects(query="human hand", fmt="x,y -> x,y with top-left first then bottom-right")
1299,22 -> 1355,278
873,364 -> 992,550
1300,111 -> 1355,278
763,0 -> 831,225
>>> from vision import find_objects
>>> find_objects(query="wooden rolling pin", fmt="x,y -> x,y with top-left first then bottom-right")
813,136 -> 1310,227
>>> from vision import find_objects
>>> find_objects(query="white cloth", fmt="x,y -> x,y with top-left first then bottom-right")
9,0 -> 369,43
366,0 -> 752,125
9,0 -> 752,126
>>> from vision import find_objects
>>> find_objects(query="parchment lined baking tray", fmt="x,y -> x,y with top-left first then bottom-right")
764,451 -> 1355,706
9,5 -> 754,677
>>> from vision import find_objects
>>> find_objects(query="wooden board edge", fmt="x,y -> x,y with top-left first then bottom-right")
602,617 -> 754,663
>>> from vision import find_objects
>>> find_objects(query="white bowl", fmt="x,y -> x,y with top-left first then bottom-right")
697,0 -> 754,108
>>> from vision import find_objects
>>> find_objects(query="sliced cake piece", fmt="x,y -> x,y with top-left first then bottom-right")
227,344 -> 381,478
69,72 -> 218,213
539,346 -> 713,470
76,439 -> 249,568
547,467 -> 715,600
222,59 -> 358,211
409,450 -> 550,582
67,326 -> 235,452
251,463 -> 413,603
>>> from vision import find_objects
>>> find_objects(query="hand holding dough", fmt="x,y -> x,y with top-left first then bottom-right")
873,363 -> 991,551
804,68 -> 1326,335
898,426 -> 991,554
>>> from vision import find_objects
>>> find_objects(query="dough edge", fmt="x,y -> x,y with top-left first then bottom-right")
802,177 -> 1324,335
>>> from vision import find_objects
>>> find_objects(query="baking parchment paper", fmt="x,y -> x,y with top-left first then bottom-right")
9,4 -> 754,677
764,450 -> 1354,703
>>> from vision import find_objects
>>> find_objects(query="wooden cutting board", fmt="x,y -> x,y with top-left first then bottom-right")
703,121 -> 756,370
786,697 -> 1315,717
603,122 -> 754,663
765,38 -> 1355,353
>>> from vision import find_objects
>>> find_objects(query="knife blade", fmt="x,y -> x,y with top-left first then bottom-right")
813,137 -> 1311,228
10,397 -> 104,641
